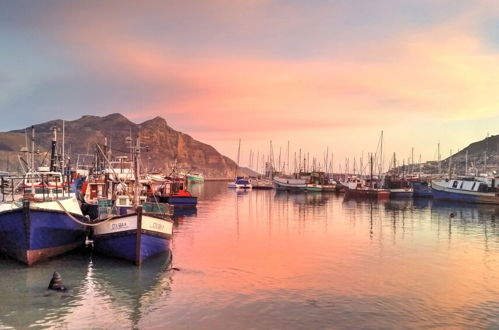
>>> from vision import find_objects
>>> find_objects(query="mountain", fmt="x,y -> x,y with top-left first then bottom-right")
0,113 -> 241,179
398,134 -> 499,175
440,134 -> 499,174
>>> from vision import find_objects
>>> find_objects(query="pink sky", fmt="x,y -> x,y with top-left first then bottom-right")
1,0 -> 498,169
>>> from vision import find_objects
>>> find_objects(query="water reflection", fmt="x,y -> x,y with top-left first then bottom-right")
2,182 -> 499,329
88,253 -> 173,329
0,250 -> 90,329
0,249 -> 173,329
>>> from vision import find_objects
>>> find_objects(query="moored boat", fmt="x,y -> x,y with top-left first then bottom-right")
250,177 -> 274,190
92,206 -> 173,265
0,126 -> 89,265
228,177 -> 252,189
273,175 -> 307,191
151,176 -> 198,207
383,155 -> 413,198
431,176 -> 499,205
186,172 -> 205,183
92,137 -> 174,265
411,180 -> 433,198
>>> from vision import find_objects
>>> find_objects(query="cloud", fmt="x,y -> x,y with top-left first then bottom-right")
1,0 -> 499,161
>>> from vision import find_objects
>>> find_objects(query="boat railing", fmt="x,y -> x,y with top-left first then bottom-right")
0,176 -> 24,202
21,173 -> 73,202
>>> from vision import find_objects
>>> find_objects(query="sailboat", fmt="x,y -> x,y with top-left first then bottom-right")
92,137 -> 174,265
228,139 -> 252,189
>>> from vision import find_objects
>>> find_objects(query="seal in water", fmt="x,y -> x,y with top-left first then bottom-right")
48,271 -> 67,291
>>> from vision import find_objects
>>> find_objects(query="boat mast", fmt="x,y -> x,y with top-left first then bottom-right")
370,153 -> 373,188
50,125 -> 57,172
465,150 -> 468,175
31,126 -> 35,172
437,142 -> 441,176
133,136 -> 140,207
236,138 -> 241,177
62,120 -> 65,174
380,130 -> 383,176
287,141 -> 290,175
411,147 -> 414,175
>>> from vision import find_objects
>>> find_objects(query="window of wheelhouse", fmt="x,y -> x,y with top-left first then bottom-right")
452,181 -> 458,188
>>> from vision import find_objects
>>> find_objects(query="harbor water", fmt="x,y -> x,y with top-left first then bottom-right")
1,182 -> 499,329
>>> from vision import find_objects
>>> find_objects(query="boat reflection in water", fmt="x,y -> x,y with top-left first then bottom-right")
86,252 -> 173,328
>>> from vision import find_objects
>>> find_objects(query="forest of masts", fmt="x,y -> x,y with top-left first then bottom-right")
240,132 -> 483,178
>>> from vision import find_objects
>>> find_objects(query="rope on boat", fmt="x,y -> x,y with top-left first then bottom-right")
55,199 -> 115,227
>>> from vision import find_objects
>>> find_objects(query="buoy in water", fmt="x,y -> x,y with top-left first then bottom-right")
48,271 -> 67,291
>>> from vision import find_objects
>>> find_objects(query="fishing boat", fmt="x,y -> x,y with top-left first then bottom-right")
410,180 -> 433,198
431,176 -> 499,205
342,155 -> 390,199
151,176 -> 198,207
250,177 -> 274,190
92,137 -> 174,265
92,205 -> 173,265
0,127 -> 89,265
383,154 -> 413,198
383,176 -> 413,198
273,175 -> 307,191
342,177 -> 390,199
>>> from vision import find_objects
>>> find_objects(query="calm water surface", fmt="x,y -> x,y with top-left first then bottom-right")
1,182 -> 499,329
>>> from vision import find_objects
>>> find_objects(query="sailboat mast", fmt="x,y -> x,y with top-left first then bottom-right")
287,141 -> 290,175
465,150 -> 468,175
234,138 -> 241,177
370,153 -> 373,188
380,130 -> 383,175
437,142 -> 441,175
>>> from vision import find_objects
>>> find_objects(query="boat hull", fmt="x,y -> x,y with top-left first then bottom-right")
411,181 -> 433,198
227,182 -> 252,189
431,186 -> 499,204
345,188 -> 390,199
0,203 -> 87,265
92,212 -> 173,265
389,189 -> 413,198
273,177 -> 307,191
166,196 -> 198,208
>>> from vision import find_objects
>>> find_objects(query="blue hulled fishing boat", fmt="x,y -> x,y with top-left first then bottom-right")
411,180 -> 433,198
431,176 -> 499,205
92,137 -> 174,265
0,126 -> 88,265
92,206 -> 173,265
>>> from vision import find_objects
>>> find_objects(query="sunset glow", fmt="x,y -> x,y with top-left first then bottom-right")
1,0 -> 498,166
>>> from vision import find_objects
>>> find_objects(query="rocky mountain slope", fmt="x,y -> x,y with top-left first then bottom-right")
0,113 -> 240,179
